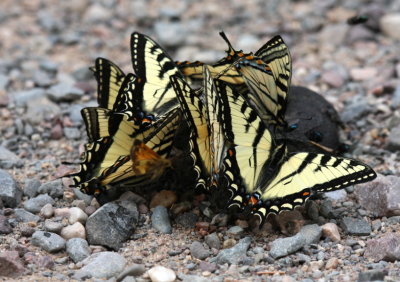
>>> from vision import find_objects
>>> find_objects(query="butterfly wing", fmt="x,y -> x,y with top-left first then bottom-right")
170,74 -> 212,190
253,152 -> 377,223
71,107 -> 181,194
129,32 -> 183,117
91,58 -> 126,110
214,80 -> 280,201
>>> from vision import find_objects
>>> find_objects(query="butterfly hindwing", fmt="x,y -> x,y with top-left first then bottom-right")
213,78 -> 376,225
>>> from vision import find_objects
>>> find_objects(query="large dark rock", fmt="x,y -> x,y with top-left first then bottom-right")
86,200 -> 139,250
285,86 -> 341,153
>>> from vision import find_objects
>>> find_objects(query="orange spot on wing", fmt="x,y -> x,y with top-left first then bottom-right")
249,195 -> 258,205
303,191 -> 310,196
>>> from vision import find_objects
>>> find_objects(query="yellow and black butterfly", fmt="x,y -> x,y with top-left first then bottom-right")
169,67 -> 226,191
70,69 -> 181,195
117,32 -> 185,122
213,79 -> 377,225
70,106 -> 181,195
177,32 -> 292,128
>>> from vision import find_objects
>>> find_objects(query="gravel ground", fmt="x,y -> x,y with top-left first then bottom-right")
1,0 -> 400,281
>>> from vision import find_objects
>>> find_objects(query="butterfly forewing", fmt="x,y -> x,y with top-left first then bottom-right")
214,80 -> 275,198
170,74 -> 213,190
92,58 -> 126,110
130,32 -> 182,116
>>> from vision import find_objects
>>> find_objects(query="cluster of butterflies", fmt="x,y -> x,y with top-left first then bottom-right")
68,31 -> 377,225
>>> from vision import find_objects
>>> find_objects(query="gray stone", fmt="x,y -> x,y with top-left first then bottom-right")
190,241 -> 211,260
0,215 -> 12,234
212,237 -> 252,265
269,224 -> 322,259
175,212 -> 198,228
66,238 -> 91,263
74,252 -> 126,279
14,208 -> 41,223
269,233 -> 307,259
387,216 -> 400,225
0,146 -> 21,169
226,226 -> 244,237
47,82 -> 84,102
386,126 -> 400,152
392,85 -> 400,109
23,194 -> 55,213
358,270 -> 388,282
154,21 -> 187,47
151,205 -> 172,234
341,95 -> 370,123
72,188 -> 93,205
24,178 -> 41,198
72,67 -> 93,81
63,127 -> 82,140
38,179 -> 64,198
340,217 -> 371,236
116,264 -> 146,281
32,70 -> 54,87
324,189 -> 347,201
205,233 -> 220,250
179,274 -> 209,282
25,97 -> 60,124
86,200 -> 139,250
43,220 -> 64,233
12,88 -> 47,106
40,60 -> 58,73
0,74 -> 9,90
31,231 -> 66,253
68,104 -> 84,124
0,169 -> 22,208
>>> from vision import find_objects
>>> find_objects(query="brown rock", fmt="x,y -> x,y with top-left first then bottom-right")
60,222 -> 86,240
364,233 -> 400,262
54,207 -> 70,218
0,251 -> 25,277
322,223 -> 341,242
274,210 -> 305,236
350,67 -> 378,81
325,257 -> 339,270
150,190 -> 177,209
355,174 -> 400,217
321,70 -> 344,88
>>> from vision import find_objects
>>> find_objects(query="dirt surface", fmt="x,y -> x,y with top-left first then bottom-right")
1,0 -> 400,281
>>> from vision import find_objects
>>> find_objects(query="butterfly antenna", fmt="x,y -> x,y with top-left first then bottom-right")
219,31 -> 236,56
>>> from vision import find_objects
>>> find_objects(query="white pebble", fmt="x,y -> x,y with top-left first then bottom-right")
148,265 -> 176,282
68,207 -> 88,224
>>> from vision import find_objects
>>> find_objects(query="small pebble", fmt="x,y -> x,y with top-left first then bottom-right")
68,207 -> 88,224
61,222 -> 86,240
148,265 -> 176,282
